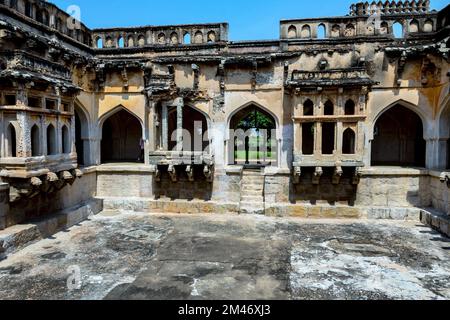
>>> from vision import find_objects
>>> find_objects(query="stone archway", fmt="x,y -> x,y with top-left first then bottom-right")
371,104 -> 426,167
75,104 -> 90,166
101,109 -> 143,163
229,104 -> 278,167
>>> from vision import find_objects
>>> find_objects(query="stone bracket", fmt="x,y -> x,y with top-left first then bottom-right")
186,165 -> 194,182
352,167 -> 363,185
440,172 -> 450,188
312,167 -> 323,185
293,166 -> 301,184
204,165 -> 214,183
332,166 -> 343,185
168,165 -> 177,183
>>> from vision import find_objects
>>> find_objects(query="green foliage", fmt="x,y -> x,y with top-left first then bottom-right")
237,110 -> 275,130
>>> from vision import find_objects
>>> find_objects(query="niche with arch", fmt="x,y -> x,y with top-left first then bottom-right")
324,100 -> 334,116
207,31 -> 216,43
194,31 -> 203,44
301,25 -> 311,38
6,123 -> 17,157
170,32 -> 179,45
303,99 -> 314,116
287,25 -> 297,39
345,100 -> 356,115
47,124 -> 57,156
62,125 -> 70,154
343,128 -> 356,154
31,125 -> 40,157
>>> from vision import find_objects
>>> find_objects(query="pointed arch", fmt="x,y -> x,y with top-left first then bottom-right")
100,106 -> 144,163
371,103 -> 426,167
287,25 -> 297,39
303,99 -> 314,116
6,123 -> 17,157
31,124 -> 40,157
343,128 -> 356,154
62,125 -> 70,154
47,124 -> 57,156
324,99 -> 334,115
227,102 -> 279,167
345,99 -> 356,115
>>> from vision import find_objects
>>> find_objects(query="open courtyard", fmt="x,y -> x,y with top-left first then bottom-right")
0,212 -> 449,300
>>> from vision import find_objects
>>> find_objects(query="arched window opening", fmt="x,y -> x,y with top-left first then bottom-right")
194,31 -> 203,44
167,106 -> 210,153
287,25 -> 297,39
344,24 -> 356,37
47,124 -> 57,156
303,99 -> 314,116
331,24 -> 340,37
322,123 -> 335,155
345,99 -> 356,115
6,123 -> 17,157
118,36 -> 124,48
105,37 -> 113,48
96,37 -> 103,48
128,36 -> 134,47
183,32 -> 191,44
62,125 -> 70,154
324,100 -> 334,115
317,24 -> 326,39
301,25 -> 311,38
393,22 -> 404,38
31,125 -> 40,157
409,20 -> 419,33
170,32 -> 179,45
138,35 -> 145,46
343,128 -> 356,154
424,20 -> 433,33
302,123 -> 314,155
158,33 -> 166,44
229,105 -> 277,167
101,109 -> 143,163
380,21 -> 389,35
371,104 -> 425,167
207,31 -> 216,43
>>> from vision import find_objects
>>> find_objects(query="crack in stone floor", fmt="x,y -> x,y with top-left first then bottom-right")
0,211 -> 449,300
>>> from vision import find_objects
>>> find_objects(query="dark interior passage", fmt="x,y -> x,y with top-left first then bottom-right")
101,110 -> 143,163
372,105 -> 425,167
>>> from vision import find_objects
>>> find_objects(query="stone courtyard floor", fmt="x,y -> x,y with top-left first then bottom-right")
0,211 -> 449,300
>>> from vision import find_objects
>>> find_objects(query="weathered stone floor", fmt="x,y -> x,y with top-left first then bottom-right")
0,211 -> 449,300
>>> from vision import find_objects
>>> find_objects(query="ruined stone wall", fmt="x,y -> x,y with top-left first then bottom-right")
96,165 -> 153,198
429,172 -> 450,216
7,168 -> 97,227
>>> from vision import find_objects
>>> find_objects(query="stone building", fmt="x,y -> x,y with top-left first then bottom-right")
0,1 -> 449,234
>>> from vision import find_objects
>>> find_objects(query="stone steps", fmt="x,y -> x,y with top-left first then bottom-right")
239,170 -> 266,215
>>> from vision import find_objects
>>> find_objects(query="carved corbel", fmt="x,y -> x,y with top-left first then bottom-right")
440,172 -> 450,187
312,167 -> 323,185
192,64 -> 200,90
352,167 -> 363,185
60,171 -> 75,186
121,67 -> 129,89
203,165 -> 213,183
332,166 -> 343,185
293,166 -> 302,184
168,165 -> 177,183
251,61 -> 258,91
186,165 -> 194,182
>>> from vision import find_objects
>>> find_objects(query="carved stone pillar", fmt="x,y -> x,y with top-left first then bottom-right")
175,97 -> 184,153
161,103 -> 168,151
315,122 -> 322,156
17,111 -> 30,157
336,122 -> 343,156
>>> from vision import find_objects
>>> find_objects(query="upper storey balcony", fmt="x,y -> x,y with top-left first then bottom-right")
0,0 -> 92,47
280,1 -> 438,41
92,23 -> 229,50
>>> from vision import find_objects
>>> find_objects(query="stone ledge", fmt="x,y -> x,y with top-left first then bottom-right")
266,204 -> 363,219
0,199 -> 103,259
360,167 -> 429,176
420,208 -> 450,238
99,197 -> 240,215
0,183 -> 9,191
96,164 -> 154,173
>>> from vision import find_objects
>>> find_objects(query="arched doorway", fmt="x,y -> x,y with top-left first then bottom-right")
229,105 -> 277,167
439,102 -> 450,170
167,105 -> 210,153
101,109 -> 143,163
372,104 -> 425,167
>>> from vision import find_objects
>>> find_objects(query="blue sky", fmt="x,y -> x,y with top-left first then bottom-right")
50,0 -> 449,41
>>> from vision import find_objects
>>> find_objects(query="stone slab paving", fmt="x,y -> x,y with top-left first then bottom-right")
0,211 -> 449,300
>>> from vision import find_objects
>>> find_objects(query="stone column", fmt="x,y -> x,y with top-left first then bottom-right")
294,121 -> 302,155
175,97 -> 184,153
426,137 -> 446,170
161,103 -> 169,151
315,122 -> 322,156
336,121 -> 343,155
17,111 -> 30,157
0,111 -> 4,158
